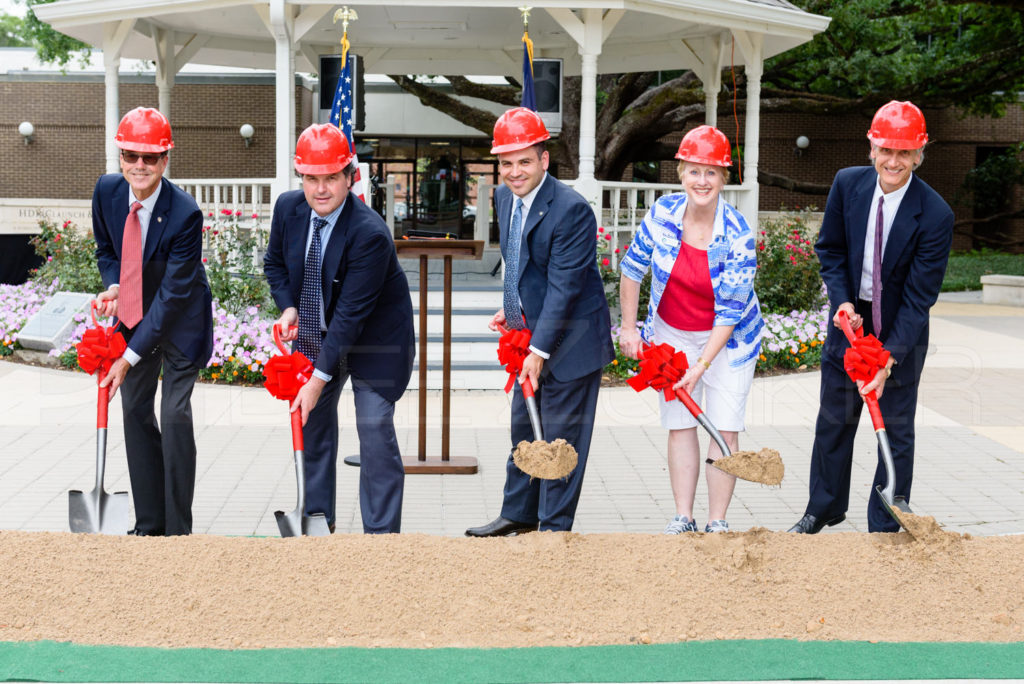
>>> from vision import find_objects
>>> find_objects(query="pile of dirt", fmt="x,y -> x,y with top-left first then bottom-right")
713,448 -> 784,486
512,438 -> 578,480
0,528 -> 1020,650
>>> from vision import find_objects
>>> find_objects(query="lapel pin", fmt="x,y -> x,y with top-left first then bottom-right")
157,217 -> 162,222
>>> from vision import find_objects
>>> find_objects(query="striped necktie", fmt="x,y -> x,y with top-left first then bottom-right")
297,216 -> 328,360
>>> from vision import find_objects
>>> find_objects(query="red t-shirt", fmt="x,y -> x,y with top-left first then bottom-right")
657,241 -> 715,331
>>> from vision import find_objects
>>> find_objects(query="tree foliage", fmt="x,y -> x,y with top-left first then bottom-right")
0,12 -> 29,47
16,0 -> 91,67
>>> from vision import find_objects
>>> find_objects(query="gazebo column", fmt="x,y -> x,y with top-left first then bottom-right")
101,19 -> 135,173
154,27 -> 175,176
699,34 -> 723,127
731,29 -> 764,223
268,0 -> 296,201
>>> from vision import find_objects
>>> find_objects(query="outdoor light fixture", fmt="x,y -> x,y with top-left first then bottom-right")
795,135 -> 810,156
18,121 -> 34,145
239,123 -> 255,147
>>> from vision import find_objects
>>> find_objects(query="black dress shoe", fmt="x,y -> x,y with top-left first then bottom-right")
127,528 -> 163,536
787,513 -> 846,534
465,516 -> 537,537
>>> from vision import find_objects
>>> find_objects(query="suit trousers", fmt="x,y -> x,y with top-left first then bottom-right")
120,341 -> 200,535
500,367 -> 602,531
302,371 -> 405,533
806,300 -> 918,532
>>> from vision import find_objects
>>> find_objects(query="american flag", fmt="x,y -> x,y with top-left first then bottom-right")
329,54 -> 366,202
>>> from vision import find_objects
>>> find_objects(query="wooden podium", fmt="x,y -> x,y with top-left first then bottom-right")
395,239 -> 484,474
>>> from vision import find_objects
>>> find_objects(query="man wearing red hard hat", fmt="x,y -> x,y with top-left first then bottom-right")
92,107 -> 214,535
790,101 -> 954,534
465,108 -> 614,536
264,124 -> 414,533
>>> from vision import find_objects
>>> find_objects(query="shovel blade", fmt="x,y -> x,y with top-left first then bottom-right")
69,488 -> 132,535
275,509 -> 331,537
876,484 -> 914,528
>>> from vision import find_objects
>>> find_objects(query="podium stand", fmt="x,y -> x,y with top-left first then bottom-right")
395,239 -> 483,474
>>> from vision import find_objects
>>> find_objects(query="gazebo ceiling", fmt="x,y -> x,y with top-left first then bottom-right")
36,0 -> 829,76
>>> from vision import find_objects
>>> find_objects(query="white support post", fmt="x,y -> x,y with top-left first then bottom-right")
732,29 -> 763,223
269,0 -> 296,203
575,8 -> 603,210
154,26 -> 175,176
102,19 -> 135,174
702,34 -> 723,127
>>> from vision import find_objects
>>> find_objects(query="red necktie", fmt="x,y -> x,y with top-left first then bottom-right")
119,201 -> 144,329
872,196 -> 884,336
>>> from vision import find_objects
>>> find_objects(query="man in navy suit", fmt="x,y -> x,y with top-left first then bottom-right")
93,107 -> 214,536
466,108 -> 614,536
790,101 -> 954,534
264,124 -> 414,534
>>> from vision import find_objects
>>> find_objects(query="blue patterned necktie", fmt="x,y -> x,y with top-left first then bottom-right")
503,198 -> 525,330
297,216 -> 328,360
872,196 -> 884,335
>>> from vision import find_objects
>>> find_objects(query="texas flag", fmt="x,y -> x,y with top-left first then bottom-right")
329,54 -> 366,202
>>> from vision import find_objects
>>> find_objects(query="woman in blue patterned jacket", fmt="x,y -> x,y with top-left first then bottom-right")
619,125 -> 763,534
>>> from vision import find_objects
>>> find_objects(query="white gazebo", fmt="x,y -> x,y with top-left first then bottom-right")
36,0 -> 829,226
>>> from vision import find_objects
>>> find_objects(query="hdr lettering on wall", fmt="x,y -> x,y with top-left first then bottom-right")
0,200 -> 93,234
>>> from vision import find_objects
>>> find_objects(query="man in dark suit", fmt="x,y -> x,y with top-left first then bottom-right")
466,108 -> 614,536
93,107 -> 214,536
264,124 -> 414,534
789,101 -> 954,534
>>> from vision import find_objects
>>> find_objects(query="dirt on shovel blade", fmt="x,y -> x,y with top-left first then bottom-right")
712,448 -> 784,486
513,438 -> 578,480
892,508 -> 962,547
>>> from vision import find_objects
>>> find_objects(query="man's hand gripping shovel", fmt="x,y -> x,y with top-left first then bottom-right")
69,302 -> 132,534
836,310 -> 912,527
496,325 -> 578,480
630,342 -> 784,486
263,324 -> 331,537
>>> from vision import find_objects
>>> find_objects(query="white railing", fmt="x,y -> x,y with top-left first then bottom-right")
174,178 -> 274,265
565,180 -> 752,268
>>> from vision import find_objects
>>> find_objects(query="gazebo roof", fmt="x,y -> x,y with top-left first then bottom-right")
36,0 -> 829,76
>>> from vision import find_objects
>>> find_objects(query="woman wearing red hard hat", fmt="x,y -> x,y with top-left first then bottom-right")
618,125 -> 764,535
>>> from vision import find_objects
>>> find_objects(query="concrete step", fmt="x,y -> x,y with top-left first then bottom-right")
407,367 -> 508,391
409,288 -> 502,310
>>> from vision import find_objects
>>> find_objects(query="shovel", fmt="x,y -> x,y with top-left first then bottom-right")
69,305 -> 131,534
275,408 -> 332,537
836,310 -> 912,525
269,323 -> 331,538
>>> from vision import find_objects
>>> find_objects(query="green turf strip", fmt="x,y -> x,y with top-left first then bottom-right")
2,640 -> 1022,682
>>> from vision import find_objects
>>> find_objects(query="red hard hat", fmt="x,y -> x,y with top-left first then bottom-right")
491,107 -> 551,154
294,124 -> 354,175
115,107 -> 174,153
675,125 -> 732,167
867,100 -> 928,150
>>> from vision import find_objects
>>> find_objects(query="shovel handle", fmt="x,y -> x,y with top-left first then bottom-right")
290,408 -> 304,452
836,310 -> 886,431
273,323 -> 298,355
97,384 -> 109,429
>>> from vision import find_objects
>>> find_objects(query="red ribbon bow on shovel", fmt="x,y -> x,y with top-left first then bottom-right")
626,342 -> 690,401
496,326 -> 533,394
262,324 -> 313,401
76,302 -> 127,380
843,334 -> 891,385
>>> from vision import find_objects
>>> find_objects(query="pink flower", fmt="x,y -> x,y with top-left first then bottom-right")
207,212 -> 214,218
202,257 -> 208,263
602,258 -> 610,267
252,213 -> 259,219
597,226 -> 604,233
235,210 -> 242,217
221,209 -> 232,216
604,234 -> 611,241
614,248 -> 620,254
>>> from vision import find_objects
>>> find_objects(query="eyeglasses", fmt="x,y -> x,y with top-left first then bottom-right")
121,150 -> 166,165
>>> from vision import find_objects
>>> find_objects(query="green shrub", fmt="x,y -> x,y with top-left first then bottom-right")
29,219 -> 103,293
202,210 -> 276,315
755,211 -> 826,314
942,249 -> 1024,292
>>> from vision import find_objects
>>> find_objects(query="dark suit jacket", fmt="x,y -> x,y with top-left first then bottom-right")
263,190 -> 414,403
497,176 -> 614,382
815,166 -> 954,384
92,174 -> 214,368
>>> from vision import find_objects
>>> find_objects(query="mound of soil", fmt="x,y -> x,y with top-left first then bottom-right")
512,438 -> 578,480
713,448 -> 785,486
0,529 -> 1021,650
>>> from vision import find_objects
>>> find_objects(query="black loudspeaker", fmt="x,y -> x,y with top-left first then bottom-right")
318,53 -> 364,130
532,58 -> 562,133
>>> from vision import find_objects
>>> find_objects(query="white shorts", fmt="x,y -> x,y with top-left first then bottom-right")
652,314 -> 756,432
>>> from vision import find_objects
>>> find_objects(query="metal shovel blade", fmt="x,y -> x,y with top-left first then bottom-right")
875,427 -> 913,528
276,447 -> 331,537
69,426 -> 131,535
275,508 -> 331,537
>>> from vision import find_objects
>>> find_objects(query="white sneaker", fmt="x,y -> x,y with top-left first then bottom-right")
664,515 -> 698,534
705,519 -> 730,533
